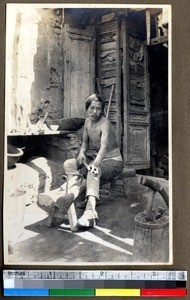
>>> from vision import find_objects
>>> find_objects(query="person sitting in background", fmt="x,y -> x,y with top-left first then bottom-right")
64,93 -> 123,228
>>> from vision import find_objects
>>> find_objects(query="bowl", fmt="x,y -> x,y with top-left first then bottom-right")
46,118 -> 85,131
7,144 -> 24,169
50,125 -> 59,131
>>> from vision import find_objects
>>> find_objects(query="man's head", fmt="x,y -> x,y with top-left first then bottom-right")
85,93 -> 105,121
85,93 -> 105,111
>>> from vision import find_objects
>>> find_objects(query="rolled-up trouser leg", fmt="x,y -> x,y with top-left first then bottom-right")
86,169 -> 101,210
86,170 -> 100,200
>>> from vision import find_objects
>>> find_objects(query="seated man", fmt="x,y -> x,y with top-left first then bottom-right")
64,93 -> 123,228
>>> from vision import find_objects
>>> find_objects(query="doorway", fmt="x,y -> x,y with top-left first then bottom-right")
148,44 -> 168,178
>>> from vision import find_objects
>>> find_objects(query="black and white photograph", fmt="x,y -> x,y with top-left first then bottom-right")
4,3 -> 171,265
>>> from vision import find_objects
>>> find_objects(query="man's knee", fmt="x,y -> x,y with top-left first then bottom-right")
63,158 -> 76,172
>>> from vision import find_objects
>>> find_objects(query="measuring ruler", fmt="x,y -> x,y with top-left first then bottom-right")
3,270 -> 187,297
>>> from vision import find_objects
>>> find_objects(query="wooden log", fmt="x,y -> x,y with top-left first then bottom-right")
139,176 -> 169,208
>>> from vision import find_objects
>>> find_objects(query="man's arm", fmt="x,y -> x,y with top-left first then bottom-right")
77,119 -> 89,163
93,119 -> 110,167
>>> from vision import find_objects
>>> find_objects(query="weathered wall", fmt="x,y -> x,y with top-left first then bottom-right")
6,7 -> 41,132
7,7 -> 64,132
31,8 -> 64,123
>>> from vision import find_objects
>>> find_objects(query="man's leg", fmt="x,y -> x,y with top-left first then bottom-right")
77,169 -> 100,227
63,158 -> 79,180
76,160 -> 123,228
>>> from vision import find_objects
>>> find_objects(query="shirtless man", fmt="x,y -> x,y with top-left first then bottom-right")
64,93 -> 123,228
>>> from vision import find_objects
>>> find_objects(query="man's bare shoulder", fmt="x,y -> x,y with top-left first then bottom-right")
100,116 -> 111,129
84,117 -> 90,127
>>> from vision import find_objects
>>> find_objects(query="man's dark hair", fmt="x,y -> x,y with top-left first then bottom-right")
85,93 -> 105,112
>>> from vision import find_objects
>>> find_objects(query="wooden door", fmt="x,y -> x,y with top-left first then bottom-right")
63,24 -> 95,118
96,13 -> 122,147
122,18 -> 150,170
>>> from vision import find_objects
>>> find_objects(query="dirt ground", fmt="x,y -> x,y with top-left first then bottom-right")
5,158 -> 169,265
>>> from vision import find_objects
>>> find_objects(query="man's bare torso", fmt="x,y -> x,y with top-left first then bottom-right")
86,115 -> 118,156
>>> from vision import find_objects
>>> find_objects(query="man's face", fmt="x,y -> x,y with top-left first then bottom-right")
87,100 -> 103,121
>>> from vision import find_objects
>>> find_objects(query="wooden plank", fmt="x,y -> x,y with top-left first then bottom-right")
101,12 -> 115,23
100,41 -> 116,52
100,61 -> 116,69
154,14 -> 159,37
63,24 -> 95,118
115,17 -> 122,147
122,17 -> 130,165
102,85 -> 116,100
90,29 -> 95,94
69,34 -> 93,42
100,49 -> 115,58
146,10 -> 151,46
150,35 -> 168,45
144,42 -> 150,168
66,24 -> 94,37
101,69 -> 116,79
63,25 -> 71,118
100,77 -> 116,87
101,64 -> 116,72
100,33 -> 116,44
67,203 -> 78,232
96,26 -> 102,94
97,21 -> 117,33
147,8 -> 162,15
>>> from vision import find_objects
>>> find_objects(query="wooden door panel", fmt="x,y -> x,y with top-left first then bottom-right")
122,16 -> 150,170
129,125 -> 149,167
96,14 -> 122,147
63,24 -> 95,118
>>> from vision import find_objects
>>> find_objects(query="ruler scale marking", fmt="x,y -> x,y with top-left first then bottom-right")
3,270 -> 187,297
3,270 -> 187,280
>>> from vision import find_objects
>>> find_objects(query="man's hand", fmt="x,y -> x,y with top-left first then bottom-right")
81,159 -> 99,177
88,163 -> 99,177
76,153 -> 86,169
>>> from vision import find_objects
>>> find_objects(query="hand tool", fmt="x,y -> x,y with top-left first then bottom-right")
81,159 -> 99,177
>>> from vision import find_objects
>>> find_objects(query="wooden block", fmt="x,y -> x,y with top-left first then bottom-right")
38,189 -> 66,206
46,193 -> 75,228
67,203 -> 78,232
120,168 -> 136,179
56,193 -> 74,210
